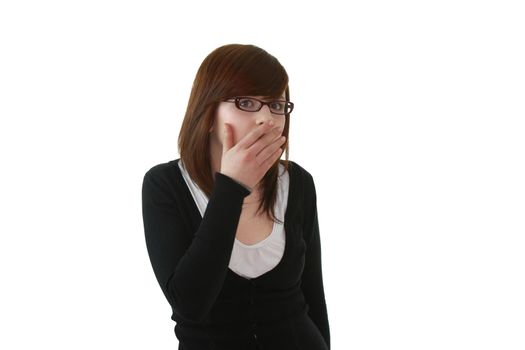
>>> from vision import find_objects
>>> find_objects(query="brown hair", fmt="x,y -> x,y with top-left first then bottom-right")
177,43 -> 291,224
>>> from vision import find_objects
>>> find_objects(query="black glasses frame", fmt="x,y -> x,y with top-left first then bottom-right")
223,96 -> 294,115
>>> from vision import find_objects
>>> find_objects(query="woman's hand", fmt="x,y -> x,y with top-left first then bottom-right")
220,121 -> 286,191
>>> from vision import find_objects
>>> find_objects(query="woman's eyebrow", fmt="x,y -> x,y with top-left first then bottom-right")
255,96 -> 286,100
245,95 -> 287,102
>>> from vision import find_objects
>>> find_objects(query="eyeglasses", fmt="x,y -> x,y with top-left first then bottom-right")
223,96 -> 294,115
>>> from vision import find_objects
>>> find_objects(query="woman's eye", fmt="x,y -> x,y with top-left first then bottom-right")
239,99 -> 254,108
270,102 -> 283,110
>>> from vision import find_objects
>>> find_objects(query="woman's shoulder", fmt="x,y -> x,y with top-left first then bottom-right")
143,158 -> 315,191
282,159 -> 315,184
142,158 -> 182,194
144,158 -> 180,177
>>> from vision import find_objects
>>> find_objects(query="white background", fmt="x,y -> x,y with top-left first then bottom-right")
1,0 -> 524,349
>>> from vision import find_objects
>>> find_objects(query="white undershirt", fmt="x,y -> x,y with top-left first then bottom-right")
178,160 -> 289,279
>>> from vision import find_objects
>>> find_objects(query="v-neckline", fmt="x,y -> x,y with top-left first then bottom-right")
172,158 -> 295,283
234,218 -> 277,248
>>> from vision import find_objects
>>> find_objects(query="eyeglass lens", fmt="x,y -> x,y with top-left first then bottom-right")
237,97 -> 292,114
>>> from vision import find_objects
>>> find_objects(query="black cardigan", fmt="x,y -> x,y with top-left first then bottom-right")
141,158 -> 330,348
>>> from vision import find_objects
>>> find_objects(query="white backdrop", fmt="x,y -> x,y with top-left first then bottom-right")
1,0 -> 524,349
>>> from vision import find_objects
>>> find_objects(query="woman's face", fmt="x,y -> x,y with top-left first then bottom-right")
210,94 -> 287,147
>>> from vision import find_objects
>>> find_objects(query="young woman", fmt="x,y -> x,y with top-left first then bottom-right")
142,43 -> 330,350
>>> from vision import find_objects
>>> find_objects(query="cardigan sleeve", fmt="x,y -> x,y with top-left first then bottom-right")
141,168 -> 251,323
301,172 -> 331,349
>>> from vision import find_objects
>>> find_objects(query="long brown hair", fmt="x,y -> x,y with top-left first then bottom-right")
177,43 -> 291,224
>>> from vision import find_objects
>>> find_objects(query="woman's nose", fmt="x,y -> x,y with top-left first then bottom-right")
257,104 -> 274,122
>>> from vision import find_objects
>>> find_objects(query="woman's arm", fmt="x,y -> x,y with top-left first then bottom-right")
141,168 -> 251,323
301,172 -> 331,349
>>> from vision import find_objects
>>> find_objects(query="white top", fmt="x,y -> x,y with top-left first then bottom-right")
178,160 -> 289,279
